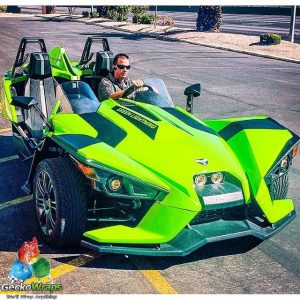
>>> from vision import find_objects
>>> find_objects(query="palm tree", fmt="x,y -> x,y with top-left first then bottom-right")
196,6 -> 222,32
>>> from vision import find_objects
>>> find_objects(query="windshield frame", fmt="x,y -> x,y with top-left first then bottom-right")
130,78 -> 174,107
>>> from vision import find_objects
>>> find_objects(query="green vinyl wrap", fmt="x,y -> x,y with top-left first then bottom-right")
2,45 -> 298,252
49,98 -> 298,245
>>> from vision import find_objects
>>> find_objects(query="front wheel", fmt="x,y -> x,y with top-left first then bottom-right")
33,158 -> 87,247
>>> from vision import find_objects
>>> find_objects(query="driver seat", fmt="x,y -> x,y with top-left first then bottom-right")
24,52 -> 57,139
82,51 -> 114,95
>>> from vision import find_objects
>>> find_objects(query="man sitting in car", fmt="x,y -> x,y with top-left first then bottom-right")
97,53 -> 144,101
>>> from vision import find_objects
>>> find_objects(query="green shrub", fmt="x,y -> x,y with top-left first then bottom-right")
260,33 -> 281,45
140,13 -> 154,24
89,11 -> 99,18
133,13 -> 154,24
107,6 -> 131,22
0,5 -> 8,12
132,14 -> 141,24
131,6 -> 149,15
82,11 -> 89,18
82,11 -> 99,18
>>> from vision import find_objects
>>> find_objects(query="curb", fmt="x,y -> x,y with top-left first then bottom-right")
37,14 -> 300,65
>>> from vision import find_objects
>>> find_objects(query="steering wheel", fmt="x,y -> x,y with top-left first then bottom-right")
122,84 -> 154,99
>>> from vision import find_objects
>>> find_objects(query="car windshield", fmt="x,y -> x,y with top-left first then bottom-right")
59,81 -> 100,114
132,78 -> 174,107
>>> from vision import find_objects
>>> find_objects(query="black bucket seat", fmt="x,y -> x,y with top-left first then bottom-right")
24,52 -> 57,139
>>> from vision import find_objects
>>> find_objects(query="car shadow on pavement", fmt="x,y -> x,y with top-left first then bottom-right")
73,236 -> 262,271
147,236 -> 262,269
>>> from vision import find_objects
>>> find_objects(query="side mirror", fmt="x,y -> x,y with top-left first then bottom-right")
11,96 -> 39,110
184,83 -> 201,114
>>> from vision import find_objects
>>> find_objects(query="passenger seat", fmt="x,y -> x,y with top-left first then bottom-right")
23,52 -> 72,139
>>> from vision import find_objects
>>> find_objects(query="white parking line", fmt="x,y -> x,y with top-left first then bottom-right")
0,155 -> 19,163
0,195 -> 33,210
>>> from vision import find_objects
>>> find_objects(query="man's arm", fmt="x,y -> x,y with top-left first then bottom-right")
110,80 -> 144,99
98,78 -> 116,101
98,78 -> 144,101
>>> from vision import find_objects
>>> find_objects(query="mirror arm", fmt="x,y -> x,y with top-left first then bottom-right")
33,105 -> 54,131
16,125 -> 30,142
15,125 -> 40,150
186,95 -> 194,114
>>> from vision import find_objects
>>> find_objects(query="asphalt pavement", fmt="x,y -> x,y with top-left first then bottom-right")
0,15 -> 299,294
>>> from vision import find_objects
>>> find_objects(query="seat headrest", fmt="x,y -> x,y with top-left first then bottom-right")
28,52 -> 52,79
94,51 -> 114,76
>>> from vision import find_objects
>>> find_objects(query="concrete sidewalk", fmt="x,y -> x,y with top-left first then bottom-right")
34,13 -> 300,64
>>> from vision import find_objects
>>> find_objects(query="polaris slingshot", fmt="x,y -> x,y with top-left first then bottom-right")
1,37 -> 299,256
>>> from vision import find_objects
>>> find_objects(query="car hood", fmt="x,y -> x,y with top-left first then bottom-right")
51,100 -> 250,209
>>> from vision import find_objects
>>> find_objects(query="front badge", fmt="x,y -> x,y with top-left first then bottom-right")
195,158 -> 208,166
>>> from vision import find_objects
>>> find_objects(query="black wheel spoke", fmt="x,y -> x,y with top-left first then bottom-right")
48,211 -> 56,229
36,197 -> 44,209
37,179 -> 45,195
35,170 -> 57,236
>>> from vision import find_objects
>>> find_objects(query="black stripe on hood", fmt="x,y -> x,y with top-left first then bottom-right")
56,112 -> 127,149
113,106 -> 158,140
218,118 -> 286,141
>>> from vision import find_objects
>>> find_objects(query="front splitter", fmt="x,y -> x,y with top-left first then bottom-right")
80,210 -> 295,256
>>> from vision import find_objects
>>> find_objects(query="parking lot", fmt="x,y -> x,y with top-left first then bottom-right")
0,15 -> 299,294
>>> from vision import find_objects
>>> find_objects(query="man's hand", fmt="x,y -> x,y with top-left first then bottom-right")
132,79 -> 144,88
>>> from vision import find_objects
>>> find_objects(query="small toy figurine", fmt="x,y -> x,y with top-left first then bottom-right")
8,259 -> 33,282
18,237 -> 40,264
31,257 -> 51,280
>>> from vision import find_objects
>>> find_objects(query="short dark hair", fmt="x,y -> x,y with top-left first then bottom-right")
113,53 -> 129,65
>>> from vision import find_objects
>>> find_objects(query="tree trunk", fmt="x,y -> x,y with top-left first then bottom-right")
43,6 -> 56,14
196,6 -> 222,32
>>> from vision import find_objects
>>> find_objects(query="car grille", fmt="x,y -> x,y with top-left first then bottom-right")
190,205 -> 245,225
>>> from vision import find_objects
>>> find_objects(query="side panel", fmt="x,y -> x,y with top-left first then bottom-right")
2,74 -> 25,123
205,116 -> 299,223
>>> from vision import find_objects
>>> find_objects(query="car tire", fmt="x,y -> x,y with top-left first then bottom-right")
33,157 -> 87,247
269,173 -> 289,200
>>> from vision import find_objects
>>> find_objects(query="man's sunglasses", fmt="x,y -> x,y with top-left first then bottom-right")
116,64 -> 131,70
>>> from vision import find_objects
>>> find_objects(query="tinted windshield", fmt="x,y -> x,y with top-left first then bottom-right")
60,81 -> 100,114
132,78 -> 174,107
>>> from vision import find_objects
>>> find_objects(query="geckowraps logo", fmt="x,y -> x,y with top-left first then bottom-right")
1,237 -> 62,293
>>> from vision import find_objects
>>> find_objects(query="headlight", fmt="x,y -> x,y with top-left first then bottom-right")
70,155 -> 167,201
107,176 -> 122,192
195,174 -> 207,186
265,142 -> 298,185
211,172 -> 224,184
280,157 -> 289,169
